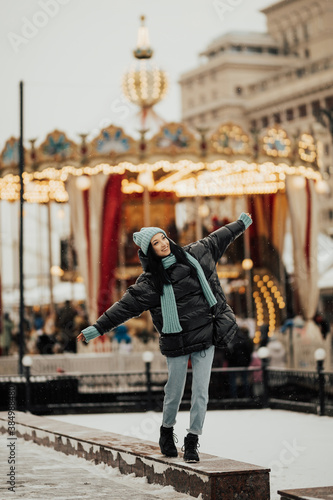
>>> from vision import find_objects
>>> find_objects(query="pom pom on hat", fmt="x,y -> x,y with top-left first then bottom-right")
133,227 -> 167,255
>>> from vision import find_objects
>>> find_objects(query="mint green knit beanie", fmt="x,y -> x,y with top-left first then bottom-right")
133,227 -> 167,255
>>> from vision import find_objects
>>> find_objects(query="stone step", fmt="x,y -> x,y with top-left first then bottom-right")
0,411 -> 270,500
278,487 -> 333,500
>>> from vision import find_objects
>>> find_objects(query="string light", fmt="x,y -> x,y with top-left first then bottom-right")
0,150 -> 324,203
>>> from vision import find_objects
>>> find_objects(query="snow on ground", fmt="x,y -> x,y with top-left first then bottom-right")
4,437 -> 196,499
50,409 -> 333,500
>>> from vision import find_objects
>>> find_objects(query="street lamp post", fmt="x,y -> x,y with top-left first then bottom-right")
314,348 -> 326,416
22,355 -> 32,413
258,346 -> 270,408
18,81 -> 25,375
142,350 -> 154,411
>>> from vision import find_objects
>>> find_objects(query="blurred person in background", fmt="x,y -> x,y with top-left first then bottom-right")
0,312 -> 14,356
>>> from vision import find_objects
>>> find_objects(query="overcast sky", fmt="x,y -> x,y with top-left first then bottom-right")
1,0 -> 274,148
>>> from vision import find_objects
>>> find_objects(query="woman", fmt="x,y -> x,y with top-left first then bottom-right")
77,212 -> 252,462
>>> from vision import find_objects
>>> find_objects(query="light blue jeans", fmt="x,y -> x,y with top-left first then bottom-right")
162,345 -> 215,435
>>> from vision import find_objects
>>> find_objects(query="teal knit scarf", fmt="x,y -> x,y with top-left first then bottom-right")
161,253 -> 217,333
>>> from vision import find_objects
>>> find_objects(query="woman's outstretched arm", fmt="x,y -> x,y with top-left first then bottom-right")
77,274 -> 159,342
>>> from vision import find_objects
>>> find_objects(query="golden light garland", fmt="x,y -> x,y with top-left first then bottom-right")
0,159 -> 323,203
263,128 -> 291,158
298,133 -> 316,163
253,273 -> 285,343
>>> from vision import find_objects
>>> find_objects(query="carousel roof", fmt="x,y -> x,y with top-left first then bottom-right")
0,121 -> 322,203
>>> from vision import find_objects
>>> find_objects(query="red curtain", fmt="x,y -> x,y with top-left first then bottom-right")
97,175 -> 123,317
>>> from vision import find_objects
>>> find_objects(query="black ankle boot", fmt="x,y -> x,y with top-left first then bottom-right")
159,426 -> 178,457
182,433 -> 200,462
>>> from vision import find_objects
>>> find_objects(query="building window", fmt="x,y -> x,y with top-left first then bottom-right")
303,23 -> 309,41
312,100 -> 321,117
325,144 -> 330,156
296,67 -> 305,78
299,104 -> 307,117
283,36 -> 290,54
247,46 -> 263,53
325,96 -> 333,110
273,112 -> 281,124
310,63 -> 318,74
286,108 -> 294,121
231,45 -> 242,52
250,119 -> 257,130
235,86 -> 243,95
268,47 -> 279,55
304,49 -> 310,58
262,116 -> 269,128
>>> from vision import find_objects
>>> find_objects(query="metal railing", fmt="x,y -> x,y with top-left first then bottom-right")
1,365 -> 332,416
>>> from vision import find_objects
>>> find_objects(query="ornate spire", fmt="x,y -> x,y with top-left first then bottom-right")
133,15 -> 153,59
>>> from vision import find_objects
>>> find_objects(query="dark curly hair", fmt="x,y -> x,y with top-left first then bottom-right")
146,239 -> 197,295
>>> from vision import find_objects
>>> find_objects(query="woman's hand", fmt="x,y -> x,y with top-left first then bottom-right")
238,212 -> 252,229
76,325 -> 100,343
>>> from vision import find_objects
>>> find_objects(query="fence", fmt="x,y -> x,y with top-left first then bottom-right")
0,351 -> 167,376
1,366 -> 332,416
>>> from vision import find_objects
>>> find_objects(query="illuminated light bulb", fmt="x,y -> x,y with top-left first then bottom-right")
315,180 -> 330,194
267,281 -> 273,288
76,176 -> 91,191
253,291 -> 259,298
198,204 -> 210,218
137,170 -> 154,189
263,275 -> 269,282
261,286 -> 267,292
257,280 -> 263,288
50,265 -> 64,277
271,286 -> 277,293
291,176 -> 306,190
242,258 -> 253,270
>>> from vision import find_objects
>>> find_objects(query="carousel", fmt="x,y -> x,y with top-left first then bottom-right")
0,17 -> 327,348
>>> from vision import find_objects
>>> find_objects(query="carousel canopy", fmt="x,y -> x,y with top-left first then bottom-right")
0,122 -> 323,203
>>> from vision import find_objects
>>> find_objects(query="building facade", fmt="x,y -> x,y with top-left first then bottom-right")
179,0 -> 333,235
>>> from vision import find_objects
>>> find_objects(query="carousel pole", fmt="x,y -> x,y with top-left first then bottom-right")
195,195 -> 203,241
18,81 -> 25,375
47,201 -> 55,311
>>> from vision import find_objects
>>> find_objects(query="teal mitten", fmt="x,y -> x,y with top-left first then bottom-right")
238,212 -> 252,229
81,326 -> 100,342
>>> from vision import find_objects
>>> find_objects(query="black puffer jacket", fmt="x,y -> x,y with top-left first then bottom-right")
94,220 -> 245,357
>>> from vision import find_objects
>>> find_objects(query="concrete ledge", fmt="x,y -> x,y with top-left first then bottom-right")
278,486 -> 333,499
0,412 -> 270,499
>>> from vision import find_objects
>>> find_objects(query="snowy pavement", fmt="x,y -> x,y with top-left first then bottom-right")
50,409 -> 333,500
0,436 -> 197,500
